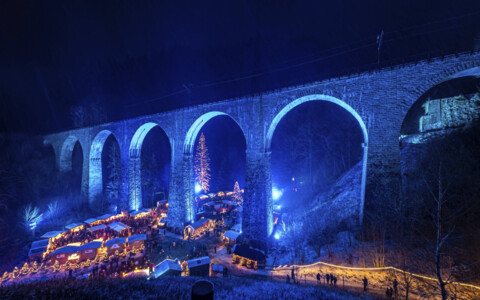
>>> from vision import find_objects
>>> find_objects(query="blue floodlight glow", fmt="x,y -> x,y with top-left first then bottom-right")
274,233 -> 280,240
272,187 -> 283,200
195,183 -> 202,193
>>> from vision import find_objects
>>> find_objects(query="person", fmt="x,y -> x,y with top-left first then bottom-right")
326,274 -> 330,284
363,276 -> 368,292
286,274 -> 290,284
214,245 -> 217,253
333,276 -> 337,286
291,267 -> 295,284
393,278 -> 398,298
316,273 -> 321,285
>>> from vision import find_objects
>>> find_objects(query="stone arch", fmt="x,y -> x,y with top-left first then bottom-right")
266,94 -> 369,223
59,135 -> 83,173
401,66 -> 480,135
181,111 -> 247,223
408,60 -> 480,105
129,122 -> 171,211
89,130 -> 119,204
184,111 -> 246,154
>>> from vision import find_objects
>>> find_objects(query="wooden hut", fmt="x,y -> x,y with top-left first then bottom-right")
50,245 -> 79,264
105,237 -> 126,256
65,222 -> 85,232
109,222 -> 130,233
41,231 -> 64,243
154,259 -> 182,278
28,246 -> 48,262
28,239 -> 50,261
183,218 -> 213,239
84,217 -> 102,226
78,241 -> 103,262
232,245 -> 266,270
130,208 -> 150,219
185,256 -> 211,277
88,224 -> 107,235
128,234 -> 147,250
222,230 -> 241,245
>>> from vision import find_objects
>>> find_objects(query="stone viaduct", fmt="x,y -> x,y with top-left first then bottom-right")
43,52 -> 480,248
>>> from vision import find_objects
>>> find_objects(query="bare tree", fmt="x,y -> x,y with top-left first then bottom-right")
424,163 -> 456,300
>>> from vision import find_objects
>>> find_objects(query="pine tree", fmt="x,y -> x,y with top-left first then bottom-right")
233,181 -> 243,204
194,132 -> 211,193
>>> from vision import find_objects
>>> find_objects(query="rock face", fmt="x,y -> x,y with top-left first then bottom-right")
420,93 -> 480,133
41,52 -> 480,248
304,161 -> 363,231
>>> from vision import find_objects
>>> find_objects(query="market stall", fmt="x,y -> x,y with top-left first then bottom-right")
109,222 -> 130,233
41,231 -> 64,244
154,259 -> 182,278
183,218 -> 213,239
84,217 -> 102,226
184,256 -> 211,277
128,234 -> 146,250
97,213 -> 114,223
65,222 -> 84,232
222,230 -> 241,245
232,244 -> 266,270
130,208 -> 150,219
28,246 -> 48,262
50,244 -> 79,264
78,240 -> 103,262
105,237 -> 126,255
87,224 -> 107,233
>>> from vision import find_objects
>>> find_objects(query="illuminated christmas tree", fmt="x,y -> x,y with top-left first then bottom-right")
194,132 -> 211,193
233,181 -> 243,204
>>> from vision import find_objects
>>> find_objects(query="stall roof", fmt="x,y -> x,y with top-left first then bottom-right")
233,245 -> 266,262
157,200 -> 168,204
154,259 -> 182,278
78,241 -> 103,251
189,218 -> 210,230
128,234 -> 147,243
29,246 -> 48,256
41,231 -> 64,239
186,256 -> 211,267
98,213 -> 114,220
203,202 -> 215,206
234,206 -> 243,212
223,230 -> 241,240
65,222 -> 85,230
105,237 -> 126,247
109,222 -> 130,232
231,224 -> 242,232
84,218 -> 100,225
50,245 -> 79,256
31,239 -> 49,249
130,209 -> 150,216
88,224 -> 107,232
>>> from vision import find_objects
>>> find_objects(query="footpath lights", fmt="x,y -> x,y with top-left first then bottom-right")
272,187 -> 283,200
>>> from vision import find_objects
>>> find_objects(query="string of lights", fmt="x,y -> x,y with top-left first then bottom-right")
273,261 -> 480,291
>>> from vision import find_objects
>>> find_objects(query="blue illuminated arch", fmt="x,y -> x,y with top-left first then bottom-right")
266,94 -> 369,224
89,130 -> 119,204
60,135 -> 83,173
129,122 -> 171,211
184,111 -> 246,154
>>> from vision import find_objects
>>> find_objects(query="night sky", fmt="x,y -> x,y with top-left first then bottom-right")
1,1 -> 480,133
